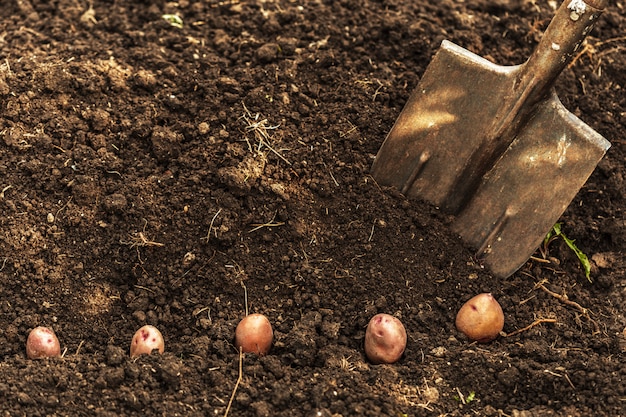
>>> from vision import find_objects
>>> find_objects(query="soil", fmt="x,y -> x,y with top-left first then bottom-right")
1,0 -> 624,416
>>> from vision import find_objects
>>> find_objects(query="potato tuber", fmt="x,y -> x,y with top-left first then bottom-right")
130,325 -> 165,358
26,326 -> 61,359
455,293 -> 504,343
234,313 -> 273,356
364,313 -> 407,364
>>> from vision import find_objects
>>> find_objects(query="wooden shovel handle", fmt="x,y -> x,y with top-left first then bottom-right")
583,0 -> 608,9
518,0 -> 607,105
489,0 -> 608,158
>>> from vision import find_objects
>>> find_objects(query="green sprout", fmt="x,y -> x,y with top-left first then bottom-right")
543,223 -> 592,282
453,390 -> 476,404
162,14 -> 183,29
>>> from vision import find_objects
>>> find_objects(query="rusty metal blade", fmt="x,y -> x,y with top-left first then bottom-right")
370,41 -> 521,210
454,91 -> 610,277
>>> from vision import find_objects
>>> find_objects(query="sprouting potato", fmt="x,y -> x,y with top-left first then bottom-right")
455,293 -> 504,343
364,313 -> 407,364
130,325 -> 165,358
235,313 -> 273,356
26,326 -> 61,359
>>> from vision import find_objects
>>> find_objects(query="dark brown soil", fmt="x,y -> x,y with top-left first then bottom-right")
1,1 -> 625,416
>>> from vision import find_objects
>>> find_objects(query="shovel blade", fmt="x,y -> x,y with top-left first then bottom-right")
371,40 -> 521,209
454,92 -> 610,277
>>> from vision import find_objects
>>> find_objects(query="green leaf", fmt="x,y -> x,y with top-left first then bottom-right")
544,223 -> 558,246
560,233 -> 592,282
466,391 -> 476,402
544,223 -> 592,282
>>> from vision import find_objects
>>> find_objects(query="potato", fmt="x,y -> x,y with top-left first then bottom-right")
364,313 -> 407,364
235,313 -> 273,356
130,325 -> 165,358
26,326 -> 61,359
455,293 -> 504,343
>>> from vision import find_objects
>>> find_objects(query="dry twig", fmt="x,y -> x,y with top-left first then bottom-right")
121,232 -> 165,248
223,347 -> 243,417
569,35 -> 626,70
241,280 -> 249,317
534,280 -> 600,334
0,185 -> 12,199
249,211 -> 285,233
240,102 -> 290,165
121,220 -> 164,248
505,318 -> 557,338
202,208 -> 222,241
